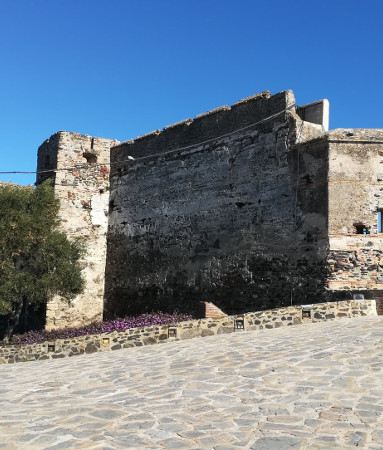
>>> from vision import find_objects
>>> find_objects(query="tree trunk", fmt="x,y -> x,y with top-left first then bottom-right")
3,299 -> 23,343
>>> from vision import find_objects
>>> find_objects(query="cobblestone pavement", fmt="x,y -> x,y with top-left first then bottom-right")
1,317 -> 383,449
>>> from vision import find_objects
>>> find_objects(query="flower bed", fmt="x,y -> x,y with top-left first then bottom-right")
11,312 -> 193,345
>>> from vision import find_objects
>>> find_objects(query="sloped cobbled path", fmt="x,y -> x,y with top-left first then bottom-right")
1,317 -> 383,449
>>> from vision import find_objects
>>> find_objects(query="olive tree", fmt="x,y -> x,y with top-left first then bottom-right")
0,182 -> 84,341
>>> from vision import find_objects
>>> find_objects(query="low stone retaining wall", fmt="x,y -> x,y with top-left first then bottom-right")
0,300 -> 377,364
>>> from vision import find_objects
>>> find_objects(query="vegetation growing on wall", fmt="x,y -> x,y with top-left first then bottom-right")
0,182 -> 84,341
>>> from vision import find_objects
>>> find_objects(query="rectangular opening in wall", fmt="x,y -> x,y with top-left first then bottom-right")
234,318 -> 245,330
168,327 -> 177,338
377,210 -> 383,233
47,343 -> 55,352
354,222 -> 370,235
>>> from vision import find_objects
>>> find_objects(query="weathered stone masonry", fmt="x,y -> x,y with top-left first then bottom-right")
105,91 -> 329,317
327,130 -> 383,299
35,90 -> 383,329
37,132 -> 119,329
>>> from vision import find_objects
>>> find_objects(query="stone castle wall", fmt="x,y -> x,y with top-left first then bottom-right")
37,132 -> 119,329
29,91 -> 383,330
104,91 -> 329,318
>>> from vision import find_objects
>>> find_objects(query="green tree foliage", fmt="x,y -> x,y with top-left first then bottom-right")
0,182 -> 84,340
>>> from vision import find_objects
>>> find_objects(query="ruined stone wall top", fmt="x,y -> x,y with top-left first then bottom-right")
328,128 -> 383,143
111,90 -> 295,163
37,131 -> 118,183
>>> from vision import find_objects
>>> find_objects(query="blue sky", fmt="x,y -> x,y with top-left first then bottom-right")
0,0 -> 382,184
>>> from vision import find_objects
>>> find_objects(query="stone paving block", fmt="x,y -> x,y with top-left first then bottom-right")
250,436 -> 303,449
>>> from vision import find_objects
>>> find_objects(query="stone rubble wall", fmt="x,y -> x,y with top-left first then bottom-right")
0,300 -> 376,365
327,130 -> 383,296
105,90 -> 329,318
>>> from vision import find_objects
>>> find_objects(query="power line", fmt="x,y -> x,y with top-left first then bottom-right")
0,171 -> 38,175
0,103 -> 297,176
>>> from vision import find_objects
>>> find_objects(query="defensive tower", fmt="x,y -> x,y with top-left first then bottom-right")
37,131 -> 119,329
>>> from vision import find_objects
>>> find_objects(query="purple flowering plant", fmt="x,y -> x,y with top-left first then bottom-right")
11,312 -> 192,345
